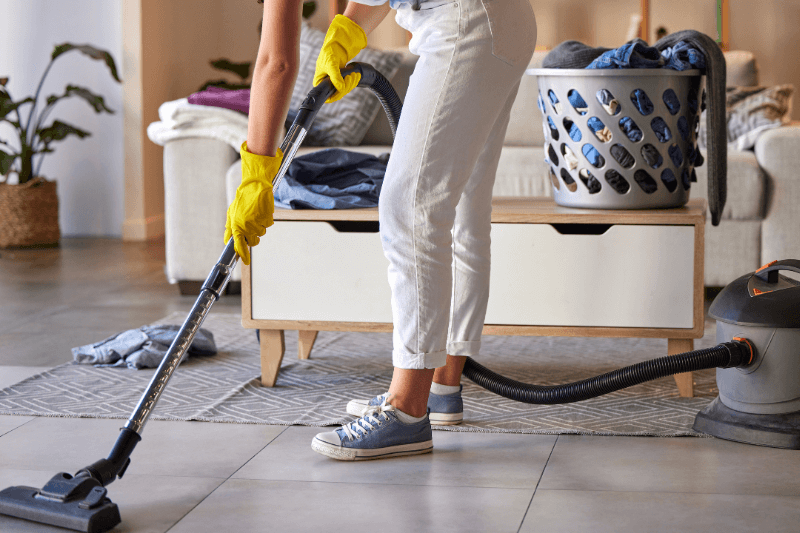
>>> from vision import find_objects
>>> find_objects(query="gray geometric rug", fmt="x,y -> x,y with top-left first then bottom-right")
0,313 -> 720,436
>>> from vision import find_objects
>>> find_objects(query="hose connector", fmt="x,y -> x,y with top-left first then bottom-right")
721,338 -> 756,368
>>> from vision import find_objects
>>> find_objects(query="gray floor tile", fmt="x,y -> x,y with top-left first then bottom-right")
170,478 -> 533,533
0,416 -> 34,437
0,417 -> 286,478
0,329 -> 119,367
540,435 -> 800,496
234,425 -> 556,489
0,468 -> 224,533
521,489 -> 800,533
10,305 -> 174,335
0,366 -> 51,389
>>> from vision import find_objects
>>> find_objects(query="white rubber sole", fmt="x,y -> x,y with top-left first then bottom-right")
429,412 -> 463,425
311,436 -> 433,461
346,400 -> 463,426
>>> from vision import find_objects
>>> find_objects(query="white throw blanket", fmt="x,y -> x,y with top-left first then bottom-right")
147,98 -> 249,150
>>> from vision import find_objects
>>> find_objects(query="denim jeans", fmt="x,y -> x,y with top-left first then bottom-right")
379,0 -> 536,369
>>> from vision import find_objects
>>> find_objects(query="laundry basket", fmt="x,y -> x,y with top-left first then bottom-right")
528,68 -> 704,209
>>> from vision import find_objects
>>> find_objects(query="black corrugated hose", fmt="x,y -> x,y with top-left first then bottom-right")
353,62 -> 402,137
462,340 -> 753,404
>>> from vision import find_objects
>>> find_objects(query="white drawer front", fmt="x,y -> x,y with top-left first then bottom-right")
251,221 -> 393,322
251,221 -> 695,329
486,224 -> 695,328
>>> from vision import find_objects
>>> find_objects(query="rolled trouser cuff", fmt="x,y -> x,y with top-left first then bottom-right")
392,349 -> 448,369
447,340 -> 481,357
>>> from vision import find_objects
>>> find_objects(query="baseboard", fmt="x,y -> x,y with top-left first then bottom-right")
122,213 -> 165,241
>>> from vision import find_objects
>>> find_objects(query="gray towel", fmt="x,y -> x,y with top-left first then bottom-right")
654,31 -> 726,226
72,325 -> 217,369
542,40 -> 611,69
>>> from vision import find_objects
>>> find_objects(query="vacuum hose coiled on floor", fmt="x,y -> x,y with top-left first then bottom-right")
462,340 -> 754,404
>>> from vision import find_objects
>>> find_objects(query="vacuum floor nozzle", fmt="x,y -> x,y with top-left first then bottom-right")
0,473 -> 121,533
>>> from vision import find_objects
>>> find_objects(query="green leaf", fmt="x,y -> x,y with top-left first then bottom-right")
0,93 -> 33,121
0,148 -> 16,176
52,43 -> 121,83
302,1 -> 317,19
209,59 -> 251,81
65,85 -> 114,113
198,79 -> 251,92
38,120 -> 91,145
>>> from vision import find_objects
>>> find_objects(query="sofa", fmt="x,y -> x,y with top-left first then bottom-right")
161,49 -> 800,291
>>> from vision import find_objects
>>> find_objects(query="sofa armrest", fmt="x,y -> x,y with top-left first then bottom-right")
754,125 -> 800,263
163,137 -> 239,283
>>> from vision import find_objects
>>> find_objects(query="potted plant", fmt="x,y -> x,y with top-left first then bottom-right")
0,43 -> 121,248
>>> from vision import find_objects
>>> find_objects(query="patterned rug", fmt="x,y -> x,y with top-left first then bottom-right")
0,313 -> 721,436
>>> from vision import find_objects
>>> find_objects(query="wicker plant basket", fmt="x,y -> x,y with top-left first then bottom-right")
0,177 -> 60,248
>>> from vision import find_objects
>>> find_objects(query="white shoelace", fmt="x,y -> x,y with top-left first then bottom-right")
341,398 -> 394,441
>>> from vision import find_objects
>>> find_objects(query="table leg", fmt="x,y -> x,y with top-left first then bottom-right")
668,338 -> 694,398
259,329 -> 285,387
298,330 -> 318,360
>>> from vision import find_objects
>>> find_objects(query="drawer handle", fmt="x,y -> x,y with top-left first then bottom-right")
327,221 -> 380,233
550,223 -> 611,235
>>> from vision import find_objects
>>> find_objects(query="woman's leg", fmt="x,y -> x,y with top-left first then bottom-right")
381,0 -> 536,416
432,78 -> 525,387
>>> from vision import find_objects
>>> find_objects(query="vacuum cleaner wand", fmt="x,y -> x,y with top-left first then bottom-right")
0,62 -> 403,533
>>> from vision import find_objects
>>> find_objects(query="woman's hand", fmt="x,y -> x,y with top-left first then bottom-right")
313,15 -> 368,103
224,143 -> 283,265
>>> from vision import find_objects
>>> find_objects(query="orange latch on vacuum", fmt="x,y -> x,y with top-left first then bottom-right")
733,337 -> 755,365
756,260 -> 777,273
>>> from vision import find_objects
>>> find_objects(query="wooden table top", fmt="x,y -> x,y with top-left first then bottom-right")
273,197 -> 707,225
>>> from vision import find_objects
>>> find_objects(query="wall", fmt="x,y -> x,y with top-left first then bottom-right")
0,0 -> 124,237
123,0 -> 263,240
730,0 -> 800,120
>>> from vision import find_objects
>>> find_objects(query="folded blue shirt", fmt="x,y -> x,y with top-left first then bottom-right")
275,148 -> 387,210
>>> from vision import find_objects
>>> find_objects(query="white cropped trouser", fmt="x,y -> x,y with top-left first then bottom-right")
380,0 -> 536,369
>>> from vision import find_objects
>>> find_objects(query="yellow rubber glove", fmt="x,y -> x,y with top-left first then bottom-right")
313,14 -> 368,103
224,141 -> 283,266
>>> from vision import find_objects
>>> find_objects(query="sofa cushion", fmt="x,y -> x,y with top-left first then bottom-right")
693,148 -> 766,221
724,50 -> 759,87
504,50 -> 548,147
491,146 -> 551,197
361,49 -> 417,146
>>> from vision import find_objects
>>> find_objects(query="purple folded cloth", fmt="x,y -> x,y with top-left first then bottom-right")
187,86 -> 250,115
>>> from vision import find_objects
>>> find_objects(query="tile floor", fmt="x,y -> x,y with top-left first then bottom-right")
0,239 -> 798,532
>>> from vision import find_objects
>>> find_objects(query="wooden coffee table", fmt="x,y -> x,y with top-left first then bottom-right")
242,197 -> 706,397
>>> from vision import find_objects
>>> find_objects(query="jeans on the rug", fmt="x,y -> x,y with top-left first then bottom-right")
380,0 -> 536,369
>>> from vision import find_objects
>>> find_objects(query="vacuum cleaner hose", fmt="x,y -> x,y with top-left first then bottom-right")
294,62 -> 402,136
462,340 -> 754,405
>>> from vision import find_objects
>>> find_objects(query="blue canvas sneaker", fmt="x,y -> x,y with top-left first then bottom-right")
312,399 -> 433,461
346,386 -> 463,426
